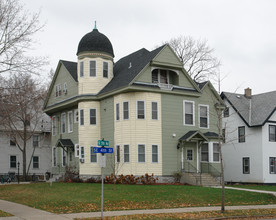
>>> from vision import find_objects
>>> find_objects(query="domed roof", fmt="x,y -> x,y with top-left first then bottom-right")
77,28 -> 114,57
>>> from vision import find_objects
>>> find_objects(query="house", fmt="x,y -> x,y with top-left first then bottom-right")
43,25 -> 223,183
221,88 -> 276,183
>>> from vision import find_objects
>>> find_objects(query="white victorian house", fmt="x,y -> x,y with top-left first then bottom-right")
221,88 -> 276,183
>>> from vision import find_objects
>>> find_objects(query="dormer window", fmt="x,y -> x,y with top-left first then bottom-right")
152,69 -> 169,84
103,62 -> 108,78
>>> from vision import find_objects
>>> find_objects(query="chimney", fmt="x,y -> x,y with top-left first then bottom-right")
244,87 -> 252,98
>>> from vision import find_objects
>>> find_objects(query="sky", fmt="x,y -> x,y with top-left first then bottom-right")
22,0 -> 276,94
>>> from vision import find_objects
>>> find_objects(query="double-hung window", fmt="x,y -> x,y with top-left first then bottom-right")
201,143 -> 209,162
80,61 -> 84,77
152,145 -> 158,163
61,113 -> 66,133
33,156 -> 39,169
124,145 -> 130,162
270,157 -> 276,174
103,62 -> 108,78
243,157 -> 250,174
116,103 -> 120,121
80,109 -> 84,126
90,147 -> 97,163
137,101 -> 145,119
199,105 -> 208,128
116,145 -> 120,163
90,60 -> 96,77
151,102 -> 158,120
52,116 -> 57,136
80,146 -> 85,160
10,156 -> 17,168
33,135 -> 39,147
138,144 -> 145,162
74,110 -> 79,123
123,102 -> 129,120
238,126 -> 245,143
68,111 -> 73,133
213,143 -> 220,162
223,107 -> 229,117
55,84 -> 62,97
269,125 -> 276,142
90,109 -> 96,125
184,101 -> 194,125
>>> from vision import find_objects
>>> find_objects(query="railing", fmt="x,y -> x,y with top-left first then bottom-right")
157,83 -> 173,90
200,163 -> 222,184
181,162 -> 201,185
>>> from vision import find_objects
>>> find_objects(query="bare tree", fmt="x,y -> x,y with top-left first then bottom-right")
164,36 -> 220,82
0,0 -> 46,75
0,73 -> 47,180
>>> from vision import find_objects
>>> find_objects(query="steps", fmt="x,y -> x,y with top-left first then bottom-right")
181,173 -> 221,186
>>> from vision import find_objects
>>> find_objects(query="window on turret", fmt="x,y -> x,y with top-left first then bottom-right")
103,62 -> 108,78
90,61 -> 96,77
80,62 -> 84,77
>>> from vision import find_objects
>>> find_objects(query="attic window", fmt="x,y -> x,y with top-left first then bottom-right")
151,69 -> 169,84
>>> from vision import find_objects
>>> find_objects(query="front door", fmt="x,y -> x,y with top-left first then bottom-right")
182,142 -> 198,173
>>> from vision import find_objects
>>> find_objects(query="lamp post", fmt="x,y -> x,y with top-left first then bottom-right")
17,162 -> 20,184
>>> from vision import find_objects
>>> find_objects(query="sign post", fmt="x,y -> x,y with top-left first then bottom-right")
94,139 -> 113,220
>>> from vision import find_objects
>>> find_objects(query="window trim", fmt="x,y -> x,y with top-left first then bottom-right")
90,60 -> 96,77
10,155 -> 17,168
152,145 -> 158,163
80,109 -> 84,126
269,157 -> 276,174
183,100 -> 195,126
61,113 -> 66,134
89,108 -> 97,125
55,84 -> 62,97
151,101 -> 158,120
52,116 -> 57,136
123,144 -> 130,163
138,144 -> 146,163
116,103 -> 120,121
213,143 -> 220,163
269,125 -> 276,142
80,146 -> 85,160
90,146 -> 97,163
33,135 -> 39,148
32,156 -> 39,169
137,101 -> 145,119
201,143 -> 209,162
198,104 -> 209,129
242,157 -> 250,174
103,61 -> 108,78
238,126 -> 245,143
123,101 -> 129,120
68,111 -> 73,133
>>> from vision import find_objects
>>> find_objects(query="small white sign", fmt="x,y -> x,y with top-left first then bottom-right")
99,155 -> 106,168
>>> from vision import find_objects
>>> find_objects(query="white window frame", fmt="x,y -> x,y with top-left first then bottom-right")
80,146 -> 85,160
33,135 -> 39,147
32,156 -> 39,169
89,108 -> 97,125
90,146 -> 97,163
213,143 -> 220,163
123,144 -> 130,163
74,109 -> 79,123
183,100 -> 195,126
151,101 -> 158,120
80,109 -> 84,126
55,84 -> 62,97
186,149 -> 193,161
116,103 -> 120,121
68,111 -> 73,133
198,104 -> 209,129
137,101 -> 145,119
52,116 -> 57,136
79,61 -> 84,77
63,83 -> 67,94
138,144 -> 146,163
103,61 -> 108,78
90,60 -> 96,77
75,144 -> 79,157
243,157 -> 250,174
152,145 -> 158,163
123,102 -> 129,120
52,147 -> 56,167
61,113 -> 66,134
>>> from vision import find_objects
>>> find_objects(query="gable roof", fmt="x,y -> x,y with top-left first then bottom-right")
221,90 -> 276,127
60,60 -> 78,82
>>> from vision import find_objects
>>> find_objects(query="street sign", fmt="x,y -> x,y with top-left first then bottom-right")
93,147 -> 113,154
98,140 -> 109,146
99,155 -> 106,168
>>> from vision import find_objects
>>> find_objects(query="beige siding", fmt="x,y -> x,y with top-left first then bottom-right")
114,92 -> 162,175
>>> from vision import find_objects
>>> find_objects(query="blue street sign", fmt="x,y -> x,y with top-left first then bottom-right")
98,140 -> 109,146
93,147 -> 113,154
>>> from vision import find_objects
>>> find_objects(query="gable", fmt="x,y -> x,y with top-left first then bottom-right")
152,45 -> 183,67
44,61 -> 78,110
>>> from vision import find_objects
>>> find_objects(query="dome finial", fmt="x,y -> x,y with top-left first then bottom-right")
93,20 -> 97,30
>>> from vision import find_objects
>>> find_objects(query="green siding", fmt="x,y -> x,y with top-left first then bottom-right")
153,46 -> 182,66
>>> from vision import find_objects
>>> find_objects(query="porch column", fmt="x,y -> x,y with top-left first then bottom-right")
181,147 -> 184,170
196,142 -> 199,173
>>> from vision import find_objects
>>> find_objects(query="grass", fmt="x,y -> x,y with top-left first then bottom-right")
0,183 -> 276,214
0,210 -> 13,217
229,184 -> 276,192
77,209 -> 276,219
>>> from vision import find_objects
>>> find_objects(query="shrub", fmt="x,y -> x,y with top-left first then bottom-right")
105,173 -> 158,185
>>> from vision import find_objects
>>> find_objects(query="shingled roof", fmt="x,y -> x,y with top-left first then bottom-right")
221,91 -> 276,127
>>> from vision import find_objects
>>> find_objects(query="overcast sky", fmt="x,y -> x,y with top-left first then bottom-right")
23,0 -> 276,94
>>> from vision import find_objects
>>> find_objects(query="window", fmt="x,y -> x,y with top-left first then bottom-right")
74,109 -> 79,123
10,135 -> 16,146
10,156 -> 16,168
124,145 -> 130,163
123,102 -> 129,120
90,147 -> 97,163
222,128 -> 226,143
199,105 -> 208,128
33,135 -> 39,147
69,152 -> 73,162
223,107 -> 229,117
151,69 -> 169,84
138,144 -> 145,162
68,111 -> 73,133
269,157 -> 276,174
184,101 -> 194,125
90,60 -> 96,77
152,145 -> 158,163
61,113 -> 66,133
80,109 -> 84,126
213,143 -> 220,162
80,61 -> 84,77
103,62 -> 108,78
151,102 -> 158,120
52,116 -> 57,136
116,145 -> 120,163
75,144 -> 79,157
52,147 -> 56,166
90,109 -> 96,125
137,101 -> 145,119
160,69 -> 168,84
33,156 -> 39,169
187,149 -> 193,161
63,83 -> 67,94
238,126 -> 245,143
269,125 -> 276,142
80,146 -> 85,159
243,157 -> 250,174
116,103 -> 120,121
55,84 -> 62,97
201,143 -> 209,162
62,149 -> 66,167
152,69 -> 158,83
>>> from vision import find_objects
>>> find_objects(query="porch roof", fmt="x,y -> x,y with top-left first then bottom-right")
56,139 -> 74,151
179,130 -> 209,142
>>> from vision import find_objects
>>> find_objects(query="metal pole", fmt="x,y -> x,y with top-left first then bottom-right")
101,166 -> 104,220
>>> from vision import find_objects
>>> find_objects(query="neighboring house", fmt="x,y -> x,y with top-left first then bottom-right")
43,26 -> 223,183
0,113 -> 51,180
221,88 -> 276,183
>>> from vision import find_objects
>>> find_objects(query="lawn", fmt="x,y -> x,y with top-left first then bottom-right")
229,184 -> 276,192
0,183 -> 276,214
